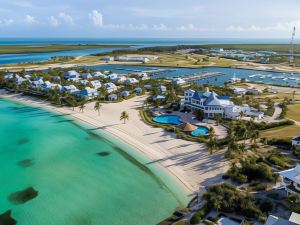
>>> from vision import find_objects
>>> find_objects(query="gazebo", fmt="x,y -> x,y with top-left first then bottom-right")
177,122 -> 197,132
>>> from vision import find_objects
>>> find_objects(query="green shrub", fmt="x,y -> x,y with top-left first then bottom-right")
259,199 -> 274,213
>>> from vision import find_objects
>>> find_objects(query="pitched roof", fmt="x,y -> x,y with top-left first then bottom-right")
177,123 -> 197,132
192,91 -> 203,101
280,165 -> 300,184
204,91 -> 222,106
293,136 -> 300,142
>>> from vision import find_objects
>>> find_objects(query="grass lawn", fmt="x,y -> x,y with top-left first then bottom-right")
287,104 -> 300,122
260,125 -> 300,139
0,44 -> 129,54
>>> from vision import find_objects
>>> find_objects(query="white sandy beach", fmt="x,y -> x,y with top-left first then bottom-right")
0,91 -> 229,195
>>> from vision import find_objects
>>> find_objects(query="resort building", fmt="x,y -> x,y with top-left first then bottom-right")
232,87 -> 247,95
104,82 -> 118,93
265,213 -> 300,225
246,87 -> 262,95
14,75 -> 26,85
183,88 -> 264,119
4,73 -> 14,79
292,136 -> 300,149
115,56 -> 150,63
41,81 -> 53,90
280,165 -> 300,197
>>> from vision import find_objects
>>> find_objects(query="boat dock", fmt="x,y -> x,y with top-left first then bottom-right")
175,72 -> 225,82
115,68 -> 177,75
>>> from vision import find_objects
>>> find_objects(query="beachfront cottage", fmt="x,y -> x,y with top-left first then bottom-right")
81,73 -> 92,79
280,165 -> 300,197
172,78 -> 186,86
104,82 -> 118,93
64,70 -> 80,79
90,80 -> 102,89
125,78 -> 139,85
63,85 -> 78,93
292,136 -> 300,149
14,75 -> 26,85
265,213 -> 300,225
41,81 -> 53,90
51,84 -> 63,91
4,73 -> 14,79
31,79 -> 44,88
116,76 -> 127,83
133,87 -> 143,94
108,94 -> 118,101
24,74 -> 31,80
92,71 -> 107,78
120,90 -> 130,97
157,85 -> 167,92
137,73 -> 150,80
183,88 -> 264,119
108,73 -> 119,82
144,84 -> 152,91
76,87 -> 98,99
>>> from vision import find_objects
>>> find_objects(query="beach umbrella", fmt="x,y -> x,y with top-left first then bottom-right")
177,122 -> 197,132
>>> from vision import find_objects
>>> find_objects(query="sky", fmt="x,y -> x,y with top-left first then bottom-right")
0,0 -> 300,38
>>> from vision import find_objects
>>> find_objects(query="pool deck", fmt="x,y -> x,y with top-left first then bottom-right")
0,91 -> 230,195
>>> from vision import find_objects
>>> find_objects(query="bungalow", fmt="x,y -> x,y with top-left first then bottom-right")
232,87 -> 247,95
81,73 -> 92,79
92,71 -> 107,78
144,84 -> 152,91
64,70 -> 80,79
157,85 -> 167,92
172,78 -> 186,86
137,73 -> 149,80
184,88 -> 264,119
125,78 -> 139,85
120,90 -> 130,97
76,87 -> 98,99
108,73 -> 119,82
24,74 -> 31,80
31,79 -> 44,88
63,85 -> 78,93
280,165 -> 300,197
133,87 -> 143,94
265,213 -> 300,225
51,84 -> 63,91
104,82 -> 118,93
77,79 -> 89,85
108,93 -> 118,101
292,136 -> 300,149
116,76 -> 127,83
90,80 -> 102,89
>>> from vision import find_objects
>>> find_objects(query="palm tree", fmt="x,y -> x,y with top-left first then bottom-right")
120,111 -> 129,124
207,128 -> 217,154
94,101 -> 102,116
79,103 -> 85,113
239,111 -> 245,120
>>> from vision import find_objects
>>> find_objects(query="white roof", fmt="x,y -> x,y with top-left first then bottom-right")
217,217 -> 240,225
280,165 -> 300,184
290,213 -> 300,224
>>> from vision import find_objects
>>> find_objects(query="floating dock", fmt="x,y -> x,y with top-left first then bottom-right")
175,72 -> 225,82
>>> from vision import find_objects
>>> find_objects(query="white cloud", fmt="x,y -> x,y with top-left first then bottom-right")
25,15 -> 39,25
227,20 -> 300,32
49,16 -> 60,27
12,1 -> 33,8
152,24 -> 169,31
0,19 -> 14,26
177,24 -> 206,31
89,10 -> 103,27
58,12 -> 74,25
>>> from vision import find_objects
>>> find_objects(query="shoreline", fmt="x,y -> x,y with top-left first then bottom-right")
0,91 -> 194,196
0,91 -> 229,198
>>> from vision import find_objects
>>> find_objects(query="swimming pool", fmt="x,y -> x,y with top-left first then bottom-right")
153,115 -> 182,125
190,126 -> 209,136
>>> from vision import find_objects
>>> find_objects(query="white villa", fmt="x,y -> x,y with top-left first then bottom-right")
76,87 -> 98,99
81,73 -> 92,79
63,85 -> 78,93
183,88 -> 264,119
92,71 -> 107,78
104,82 -> 118,93
64,70 -> 80,79
280,165 -> 300,197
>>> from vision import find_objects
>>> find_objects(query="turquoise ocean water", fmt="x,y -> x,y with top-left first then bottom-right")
0,98 -> 189,225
